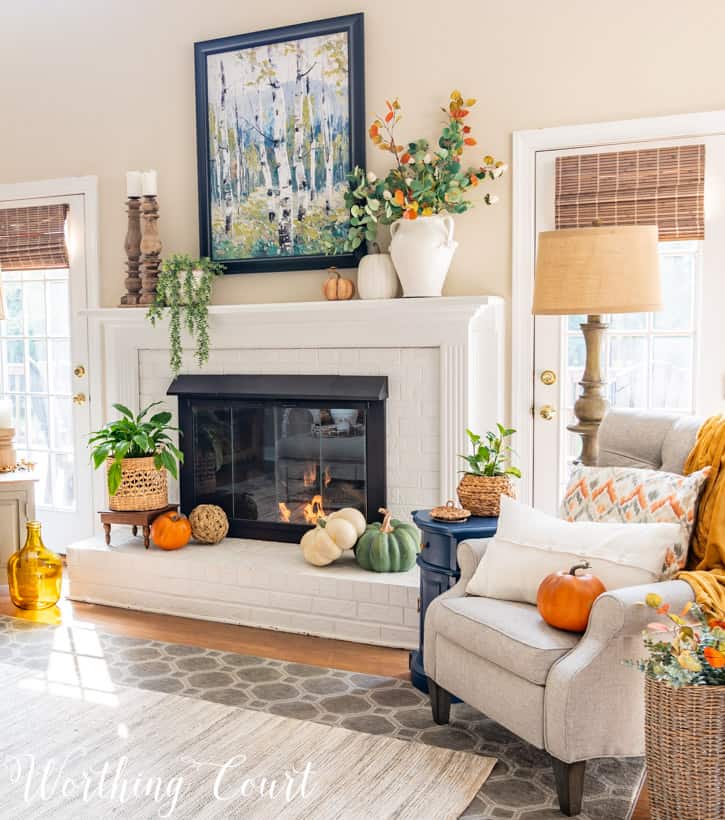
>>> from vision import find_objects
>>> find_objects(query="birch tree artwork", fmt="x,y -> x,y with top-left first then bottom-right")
204,31 -> 352,262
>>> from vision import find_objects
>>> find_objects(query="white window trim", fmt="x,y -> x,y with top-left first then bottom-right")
0,176 -> 100,309
512,110 -> 725,504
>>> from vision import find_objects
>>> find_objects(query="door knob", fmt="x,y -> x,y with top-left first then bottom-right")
540,369 -> 557,386
73,392 -> 87,406
539,404 -> 557,421
73,365 -> 86,378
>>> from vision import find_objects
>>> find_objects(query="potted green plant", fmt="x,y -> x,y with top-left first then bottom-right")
630,594 -> 725,820
344,90 -> 507,297
146,254 -> 225,375
89,402 -> 183,511
457,424 -> 521,516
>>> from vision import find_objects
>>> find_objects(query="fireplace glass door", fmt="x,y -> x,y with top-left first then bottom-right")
189,401 -> 374,537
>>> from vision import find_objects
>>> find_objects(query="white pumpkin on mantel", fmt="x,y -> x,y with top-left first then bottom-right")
357,252 -> 400,300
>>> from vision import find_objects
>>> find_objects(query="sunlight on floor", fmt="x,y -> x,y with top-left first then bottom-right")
16,618 -> 119,707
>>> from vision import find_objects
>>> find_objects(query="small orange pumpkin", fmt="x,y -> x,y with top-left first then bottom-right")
536,561 -> 605,633
323,267 -> 355,300
150,511 -> 192,551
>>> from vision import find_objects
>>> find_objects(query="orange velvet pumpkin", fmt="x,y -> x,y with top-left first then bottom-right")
323,268 -> 355,300
150,511 -> 192,551
536,561 -> 606,633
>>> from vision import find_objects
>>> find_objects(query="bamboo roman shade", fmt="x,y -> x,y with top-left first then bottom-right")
0,204 -> 70,270
555,144 -> 705,241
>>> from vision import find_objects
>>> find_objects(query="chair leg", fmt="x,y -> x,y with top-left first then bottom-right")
551,757 -> 586,816
427,678 -> 451,725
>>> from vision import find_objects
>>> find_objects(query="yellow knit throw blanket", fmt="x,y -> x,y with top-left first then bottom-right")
677,414 -> 725,618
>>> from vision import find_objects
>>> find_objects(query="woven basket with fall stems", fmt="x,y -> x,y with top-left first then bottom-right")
456,473 -> 517,517
645,677 -> 725,820
107,456 -> 168,511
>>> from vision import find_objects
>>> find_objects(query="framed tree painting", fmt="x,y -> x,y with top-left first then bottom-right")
194,14 -> 365,274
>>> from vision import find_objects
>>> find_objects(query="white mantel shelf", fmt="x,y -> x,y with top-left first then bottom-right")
84,295 -> 500,321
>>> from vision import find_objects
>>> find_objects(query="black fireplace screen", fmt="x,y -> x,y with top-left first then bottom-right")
169,375 -> 387,542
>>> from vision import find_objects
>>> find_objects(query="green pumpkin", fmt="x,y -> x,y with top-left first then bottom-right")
355,508 -> 419,572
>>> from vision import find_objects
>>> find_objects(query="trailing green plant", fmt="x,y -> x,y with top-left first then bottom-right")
146,254 -> 225,375
89,402 -> 183,496
459,424 -> 521,478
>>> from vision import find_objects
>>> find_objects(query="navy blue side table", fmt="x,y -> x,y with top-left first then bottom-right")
409,510 -> 498,693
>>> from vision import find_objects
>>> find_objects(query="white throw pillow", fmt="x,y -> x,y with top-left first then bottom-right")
466,496 -> 682,604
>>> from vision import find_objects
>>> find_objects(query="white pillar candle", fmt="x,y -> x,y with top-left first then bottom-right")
126,171 -> 143,197
142,170 -> 158,196
0,398 -> 13,429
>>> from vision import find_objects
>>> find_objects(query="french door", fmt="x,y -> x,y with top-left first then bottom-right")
532,136 -> 725,513
0,194 -> 94,547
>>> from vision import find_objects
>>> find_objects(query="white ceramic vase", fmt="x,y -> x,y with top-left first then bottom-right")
357,252 -> 400,299
389,214 -> 458,297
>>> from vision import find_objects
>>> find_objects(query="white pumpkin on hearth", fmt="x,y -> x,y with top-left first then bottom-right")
327,507 -> 366,537
300,507 -> 367,567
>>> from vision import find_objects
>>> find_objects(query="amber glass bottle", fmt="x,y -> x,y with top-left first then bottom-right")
7,521 -> 62,610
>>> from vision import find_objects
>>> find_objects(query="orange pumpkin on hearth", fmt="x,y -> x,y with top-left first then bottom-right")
537,561 -> 605,633
150,511 -> 192,551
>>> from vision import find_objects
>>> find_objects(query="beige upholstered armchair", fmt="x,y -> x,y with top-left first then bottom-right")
424,410 -> 703,816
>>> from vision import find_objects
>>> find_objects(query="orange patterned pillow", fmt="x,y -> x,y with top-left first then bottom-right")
560,465 -> 710,578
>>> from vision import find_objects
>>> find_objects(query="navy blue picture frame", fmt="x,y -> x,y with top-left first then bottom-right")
194,14 -> 366,275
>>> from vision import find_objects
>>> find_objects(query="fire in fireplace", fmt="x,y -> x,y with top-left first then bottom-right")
168,375 -> 387,542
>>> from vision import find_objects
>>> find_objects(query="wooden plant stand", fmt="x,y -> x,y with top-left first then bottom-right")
99,504 -> 178,549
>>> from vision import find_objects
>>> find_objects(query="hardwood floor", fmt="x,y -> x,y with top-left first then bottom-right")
0,589 -> 648,818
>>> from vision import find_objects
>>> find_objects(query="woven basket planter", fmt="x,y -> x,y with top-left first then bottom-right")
457,473 -> 517,517
107,456 -> 168,511
645,677 -> 725,820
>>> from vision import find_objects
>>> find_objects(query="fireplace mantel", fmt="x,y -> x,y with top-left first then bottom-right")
85,296 -> 504,520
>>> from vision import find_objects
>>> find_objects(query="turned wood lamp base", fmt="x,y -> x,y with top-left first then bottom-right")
567,314 -> 609,467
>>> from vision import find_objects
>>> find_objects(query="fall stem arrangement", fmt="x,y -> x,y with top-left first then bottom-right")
344,90 -> 507,251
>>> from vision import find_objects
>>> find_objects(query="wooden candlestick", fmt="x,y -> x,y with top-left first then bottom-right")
139,196 -> 162,305
0,428 -> 16,470
120,197 -> 142,306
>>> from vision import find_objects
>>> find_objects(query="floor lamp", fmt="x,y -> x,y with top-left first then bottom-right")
532,225 -> 662,466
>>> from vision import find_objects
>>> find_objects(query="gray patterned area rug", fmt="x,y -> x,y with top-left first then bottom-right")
0,615 -> 643,819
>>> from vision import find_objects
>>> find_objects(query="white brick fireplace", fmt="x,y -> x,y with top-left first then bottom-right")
68,296 -> 503,648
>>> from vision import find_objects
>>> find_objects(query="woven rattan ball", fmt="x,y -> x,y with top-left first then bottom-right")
189,504 -> 229,544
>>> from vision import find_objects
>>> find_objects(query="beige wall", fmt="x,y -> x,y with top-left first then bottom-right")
2,0 -> 725,309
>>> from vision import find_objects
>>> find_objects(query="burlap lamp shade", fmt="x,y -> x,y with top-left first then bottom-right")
532,225 -> 662,315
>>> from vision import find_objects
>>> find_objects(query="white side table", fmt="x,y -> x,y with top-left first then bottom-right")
0,473 -> 38,567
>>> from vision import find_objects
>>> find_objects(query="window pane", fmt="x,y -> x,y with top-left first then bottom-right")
48,339 -> 71,394
610,312 -> 647,330
5,339 -> 25,392
28,339 -> 48,393
23,281 -> 45,336
9,395 -> 26,447
50,396 -> 73,451
1,282 -> 23,336
609,336 -> 648,408
654,256 -> 694,331
46,278 -> 70,337
566,335 -> 585,406
51,452 -> 75,510
652,337 -> 693,410
566,314 -> 587,331
29,396 -> 49,448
